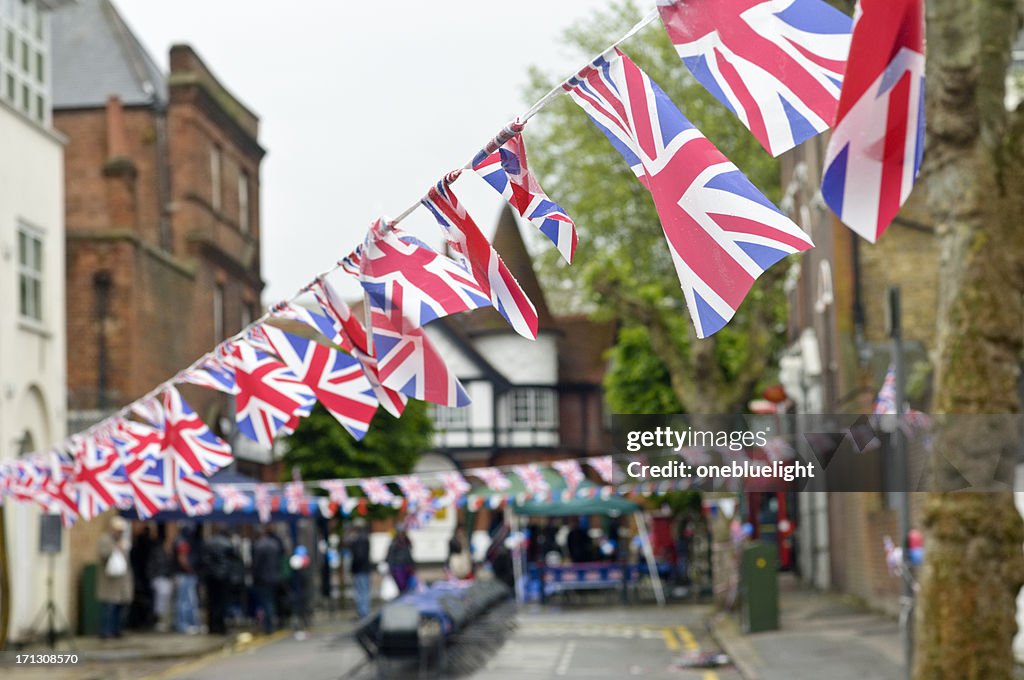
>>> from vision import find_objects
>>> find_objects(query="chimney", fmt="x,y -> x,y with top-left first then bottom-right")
102,95 -> 138,228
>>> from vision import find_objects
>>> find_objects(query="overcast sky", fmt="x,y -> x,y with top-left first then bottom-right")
112,0 -> 602,303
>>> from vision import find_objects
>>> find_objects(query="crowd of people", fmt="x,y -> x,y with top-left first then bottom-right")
96,518 -> 313,639
95,516 -> 518,639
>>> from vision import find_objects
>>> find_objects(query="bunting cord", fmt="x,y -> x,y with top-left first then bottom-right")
61,6 -> 662,453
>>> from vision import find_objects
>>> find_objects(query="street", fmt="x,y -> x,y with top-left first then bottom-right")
153,603 -> 738,680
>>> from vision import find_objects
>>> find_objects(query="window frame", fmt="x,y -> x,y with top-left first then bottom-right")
17,222 -> 43,322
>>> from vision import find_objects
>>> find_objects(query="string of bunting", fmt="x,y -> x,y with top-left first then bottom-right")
0,0 -> 925,526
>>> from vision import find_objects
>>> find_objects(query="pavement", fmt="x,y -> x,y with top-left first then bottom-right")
708,573 -> 904,680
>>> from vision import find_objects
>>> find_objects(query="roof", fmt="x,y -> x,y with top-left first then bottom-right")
459,205 -> 557,336
51,0 -> 167,109
557,315 -> 616,384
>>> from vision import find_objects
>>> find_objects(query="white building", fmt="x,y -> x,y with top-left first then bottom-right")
0,0 -> 69,643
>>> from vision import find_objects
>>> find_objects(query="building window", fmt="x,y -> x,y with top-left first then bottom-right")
1,5 -> 47,125
210,145 -> 222,211
508,388 -> 557,429
432,404 -> 470,431
18,224 -> 42,321
238,171 -> 249,233
213,284 -> 224,341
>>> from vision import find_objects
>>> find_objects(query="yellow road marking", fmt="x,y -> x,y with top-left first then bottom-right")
661,627 -> 679,651
138,629 -> 290,680
703,672 -> 719,680
677,625 -> 699,652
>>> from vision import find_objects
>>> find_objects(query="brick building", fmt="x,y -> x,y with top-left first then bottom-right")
777,135 -> 937,614
51,0 -> 266,626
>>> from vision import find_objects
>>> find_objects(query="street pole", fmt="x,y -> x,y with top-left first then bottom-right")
887,286 -> 912,680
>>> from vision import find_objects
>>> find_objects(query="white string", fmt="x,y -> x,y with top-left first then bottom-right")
56,6 -> 662,454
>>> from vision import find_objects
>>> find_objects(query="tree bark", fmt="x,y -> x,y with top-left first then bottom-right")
915,1 -> 1024,678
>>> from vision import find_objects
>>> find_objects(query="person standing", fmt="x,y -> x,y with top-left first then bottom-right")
346,519 -> 372,618
289,545 -> 312,639
148,529 -> 174,632
97,516 -> 133,639
173,526 -> 200,634
201,526 -> 237,635
447,527 -> 472,580
386,526 -> 416,594
252,527 -> 283,634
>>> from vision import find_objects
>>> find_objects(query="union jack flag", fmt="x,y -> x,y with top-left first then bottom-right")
310,279 -> 408,417
173,459 -> 214,516
472,132 -> 578,263
259,323 -> 378,441
873,364 -> 897,416
512,464 -> 550,499
552,459 -> 585,497
370,316 -> 471,407
469,466 -> 511,492
284,481 -> 309,515
422,176 -> 539,339
762,437 -> 796,462
319,479 -> 350,505
585,456 -> 617,485
72,435 -> 132,520
132,396 -> 164,427
176,354 -> 238,394
218,484 -> 251,514
6,457 -> 46,505
254,484 -> 273,523
112,419 -> 173,519
564,49 -> 813,338
355,220 -> 491,330
396,475 -> 432,509
821,0 -> 924,243
440,471 -> 471,502
359,478 -> 396,506
658,0 -> 852,156
161,386 -> 234,477
43,451 -> 78,527
225,340 -> 317,446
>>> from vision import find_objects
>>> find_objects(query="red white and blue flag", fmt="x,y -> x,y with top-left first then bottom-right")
586,456 -> 617,485
564,49 -> 813,338
72,435 -> 132,520
422,175 -> 539,339
512,464 -> 550,499
254,485 -> 273,523
260,323 -> 378,441
161,386 -> 234,477
873,364 -> 897,416
43,452 -> 78,527
355,220 -> 492,330
470,466 -> 511,492
552,459 -> 585,497
440,471 -> 471,503
396,475 -> 432,509
284,481 -> 309,515
658,0 -> 852,156
821,0 -> 925,243
310,279 -> 408,417
471,133 -> 578,263
217,484 -> 251,514
177,354 -> 238,394
360,478 -> 396,506
225,340 -> 317,447
112,418 -> 174,519
173,460 -> 214,516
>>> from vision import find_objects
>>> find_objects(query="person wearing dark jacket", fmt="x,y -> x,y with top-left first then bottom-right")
201,526 -> 238,635
346,519 -> 372,618
252,527 -> 284,634
386,527 -> 416,594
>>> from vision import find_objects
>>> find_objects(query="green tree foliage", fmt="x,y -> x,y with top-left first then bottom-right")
282,401 -> 432,482
604,325 -> 682,414
525,1 -> 789,414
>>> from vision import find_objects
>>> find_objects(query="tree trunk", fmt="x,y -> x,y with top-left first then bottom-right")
915,1 -> 1024,678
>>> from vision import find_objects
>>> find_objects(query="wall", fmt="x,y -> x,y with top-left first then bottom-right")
0,102 -> 69,641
